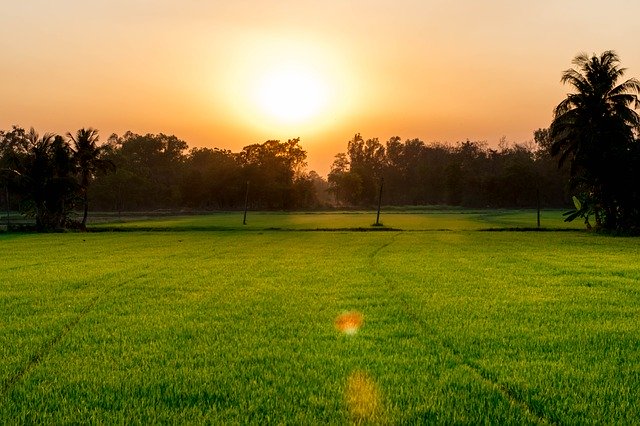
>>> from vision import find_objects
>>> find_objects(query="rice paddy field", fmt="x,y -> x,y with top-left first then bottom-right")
1,210 -> 639,424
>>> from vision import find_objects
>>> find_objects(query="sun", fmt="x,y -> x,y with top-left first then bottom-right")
255,64 -> 329,124
218,37 -> 358,134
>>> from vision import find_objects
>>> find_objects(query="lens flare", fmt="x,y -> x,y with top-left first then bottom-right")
345,370 -> 382,422
335,311 -> 363,335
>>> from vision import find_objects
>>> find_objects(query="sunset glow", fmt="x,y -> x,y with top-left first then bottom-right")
2,1 -> 640,175
216,35 -> 356,141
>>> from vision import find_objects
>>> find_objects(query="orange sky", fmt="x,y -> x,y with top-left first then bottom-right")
2,1 -> 640,176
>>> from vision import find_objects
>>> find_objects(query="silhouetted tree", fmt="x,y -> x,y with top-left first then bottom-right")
1,128 -> 77,230
67,128 -> 115,229
550,51 -> 640,230
3,124 -> 579,217
98,132 -> 189,209
328,152 -> 360,206
238,138 -> 308,209
180,147 -> 242,209
347,134 -> 386,205
328,134 -> 387,206
328,134 -> 570,209
533,128 -> 572,208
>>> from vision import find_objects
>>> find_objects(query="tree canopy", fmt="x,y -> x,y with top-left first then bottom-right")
550,50 -> 640,232
1,127 -> 81,230
328,134 -> 568,208
2,125 -> 575,232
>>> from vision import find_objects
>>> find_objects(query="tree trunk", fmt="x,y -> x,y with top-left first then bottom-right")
81,189 -> 88,230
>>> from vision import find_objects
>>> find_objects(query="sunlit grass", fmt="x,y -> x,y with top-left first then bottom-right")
89,209 -> 582,231
1,216 -> 637,423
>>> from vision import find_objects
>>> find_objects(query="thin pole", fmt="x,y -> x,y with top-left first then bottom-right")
375,177 -> 384,226
243,181 -> 250,225
536,188 -> 541,228
5,183 -> 9,229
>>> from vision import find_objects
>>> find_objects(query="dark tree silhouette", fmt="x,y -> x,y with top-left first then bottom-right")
87,134 -> 319,211
328,134 -> 386,206
550,51 -> 640,230
3,125 -> 573,218
238,138 -> 310,209
328,134 -> 569,209
67,128 -> 115,229
3,128 -> 77,230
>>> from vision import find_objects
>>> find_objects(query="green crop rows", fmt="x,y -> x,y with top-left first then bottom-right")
1,211 -> 638,423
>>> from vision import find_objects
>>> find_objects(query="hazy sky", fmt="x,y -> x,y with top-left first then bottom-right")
2,0 -> 640,175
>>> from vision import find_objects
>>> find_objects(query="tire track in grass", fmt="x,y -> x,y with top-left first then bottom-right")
368,234 -> 554,425
0,270 -> 151,398
368,233 -> 401,259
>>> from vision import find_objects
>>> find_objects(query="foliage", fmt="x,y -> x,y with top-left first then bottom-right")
89,135 -> 320,211
0,127 -> 115,231
329,134 -> 569,208
238,138 -> 313,209
550,50 -> 640,232
1,128 -> 78,230
4,126 -> 575,217
562,195 -> 596,230
67,128 -> 115,229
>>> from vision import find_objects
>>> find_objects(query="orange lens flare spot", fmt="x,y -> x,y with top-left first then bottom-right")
335,311 -> 363,335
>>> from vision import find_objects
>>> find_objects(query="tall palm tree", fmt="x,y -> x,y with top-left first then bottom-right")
550,50 -> 640,230
25,128 -> 56,230
6,128 -> 77,230
67,128 -> 115,229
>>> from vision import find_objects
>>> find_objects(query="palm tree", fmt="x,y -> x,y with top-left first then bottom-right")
67,128 -> 115,229
550,50 -> 640,230
24,129 -> 59,230
4,128 -> 77,230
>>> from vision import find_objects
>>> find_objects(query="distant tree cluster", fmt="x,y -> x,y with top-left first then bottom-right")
88,133 -> 325,212
1,130 -> 328,229
328,133 -> 569,208
0,126 -> 573,231
0,126 -> 113,231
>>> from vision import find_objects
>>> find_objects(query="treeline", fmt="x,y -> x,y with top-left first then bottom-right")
2,125 -> 572,231
88,132 -> 326,211
0,128 -> 327,225
95,131 -> 572,212
328,132 -> 569,208
0,127 -> 113,230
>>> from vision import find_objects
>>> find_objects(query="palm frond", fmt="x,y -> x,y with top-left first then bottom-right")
571,52 -> 590,67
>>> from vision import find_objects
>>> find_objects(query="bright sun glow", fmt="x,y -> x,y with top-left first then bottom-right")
255,65 -> 329,123
219,36 -> 358,135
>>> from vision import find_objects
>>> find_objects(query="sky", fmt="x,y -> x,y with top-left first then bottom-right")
2,0 -> 640,176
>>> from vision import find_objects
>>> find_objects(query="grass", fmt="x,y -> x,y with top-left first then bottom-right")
0,211 -> 638,423
88,208 -> 582,231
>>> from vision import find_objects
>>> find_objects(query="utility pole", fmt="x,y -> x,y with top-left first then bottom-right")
243,181 -> 250,225
536,188 -> 541,228
375,177 -> 384,226
5,182 -> 9,230
2,170 -> 12,230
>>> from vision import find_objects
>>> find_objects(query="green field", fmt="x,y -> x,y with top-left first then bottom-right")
88,208 -> 582,231
1,211 -> 638,424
